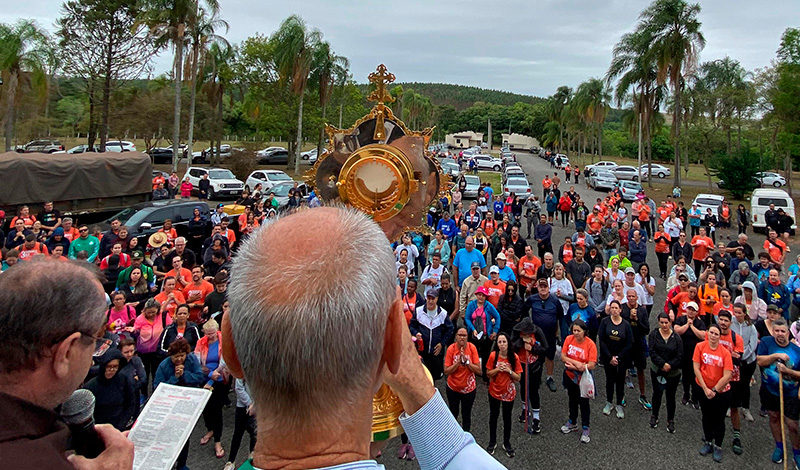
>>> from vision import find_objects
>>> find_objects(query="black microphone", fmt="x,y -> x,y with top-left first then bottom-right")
60,389 -> 105,459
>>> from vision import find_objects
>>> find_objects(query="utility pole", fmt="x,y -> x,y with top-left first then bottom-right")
637,112 -> 643,182
487,118 -> 492,151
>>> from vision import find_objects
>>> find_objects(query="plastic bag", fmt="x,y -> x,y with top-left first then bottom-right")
579,371 -> 595,399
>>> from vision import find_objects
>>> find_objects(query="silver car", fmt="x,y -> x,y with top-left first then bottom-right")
612,165 -> 647,181
440,161 -> 460,178
589,169 -> 618,190
503,177 -> 532,200
617,181 -> 644,202
455,174 -> 481,199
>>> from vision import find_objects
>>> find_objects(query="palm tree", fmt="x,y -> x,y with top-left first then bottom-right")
639,0 -> 705,186
310,41 -> 349,157
271,15 -> 321,174
185,6 -> 228,169
0,20 -> 49,151
139,0 -> 218,172
202,42 -> 234,164
575,78 -> 611,162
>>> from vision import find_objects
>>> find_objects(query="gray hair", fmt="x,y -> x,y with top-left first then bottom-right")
62,217 -> 73,224
0,260 -> 106,374
228,206 -> 395,423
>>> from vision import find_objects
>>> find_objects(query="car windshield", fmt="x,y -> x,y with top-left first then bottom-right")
270,183 -> 294,197
695,197 -> 722,206
597,171 -> 615,177
442,162 -> 458,170
268,173 -> 292,181
107,207 -> 138,225
209,169 -> 236,179
464,175 -> 480,185
756,197 -> 789,207
507,178 -> 528,186
623,182 -> 643,191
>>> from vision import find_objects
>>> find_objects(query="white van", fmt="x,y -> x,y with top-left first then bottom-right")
750,188 -> 797,232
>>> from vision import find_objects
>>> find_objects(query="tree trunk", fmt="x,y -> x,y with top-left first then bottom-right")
672,86 -> 682,187
186,44 -> 200,173
87,78 -> 97,149
317,99 -> 327,159
292,92 -> 304,175
598,121 -> 603,161
4,71 -> 17,151
171,36 -> 184,173
99,27 -> 115,152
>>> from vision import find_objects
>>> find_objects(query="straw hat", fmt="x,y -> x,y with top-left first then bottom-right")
148,231 -> 169,248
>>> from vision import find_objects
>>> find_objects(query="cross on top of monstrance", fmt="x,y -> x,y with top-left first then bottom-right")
368,64 -> 396,141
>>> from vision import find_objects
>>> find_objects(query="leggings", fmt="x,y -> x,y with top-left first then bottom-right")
560,210 -> 570,226
737,360 -> 757,410
488,394 -> 514,446
681,359 -> 701,402
651,371 -> 681,421
699,390 -> 731,446
520,365 -> 543,412
604,360 -> 626,405
139,352 -> 162,396
203,380 -> 231,443
228,407 -> 257,463
421,350 -> 444,381
694,259 -> 704,275
446,387 -> 477,432
563,372 -> 591,427
656,252 -> 670,277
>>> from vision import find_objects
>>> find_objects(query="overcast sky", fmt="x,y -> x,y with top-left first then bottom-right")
4,0 -> 799,97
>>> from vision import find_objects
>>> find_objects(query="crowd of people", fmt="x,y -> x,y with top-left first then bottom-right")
3,158 -> 800,469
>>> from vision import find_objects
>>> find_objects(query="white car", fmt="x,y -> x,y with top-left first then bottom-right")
692,193 -> 725,218
503,167 -> 526,181
587,160 -> 619,172
503,177 -> 532,200
588,169 -> 618,190
183,167 -> 244,200
756,171 -> 786,188
105,140 -> 136,152
617,181 -> 644,202
473,154 -> 503,171
454,174 -> 481,199
245,169 -> 293,192
639,163 -> 670,179
612,165 -> 647,181
554,155 -> 570,169
257,146 -> 287,158
301,148 -> 319,163
440,161 -> 460,178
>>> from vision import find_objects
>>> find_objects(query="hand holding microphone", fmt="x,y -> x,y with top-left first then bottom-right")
60,389 -> 133,468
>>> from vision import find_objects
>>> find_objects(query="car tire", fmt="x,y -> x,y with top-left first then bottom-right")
208,188 -> 216,200
493,165 -> 501,171
658,172 -> 666,178
632,176 -> 638,182
774,181 -> 783,188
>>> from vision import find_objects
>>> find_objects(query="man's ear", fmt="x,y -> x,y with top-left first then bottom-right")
53,332 -> 83,380
381,297 -> 404,376
221,313 -> 244,379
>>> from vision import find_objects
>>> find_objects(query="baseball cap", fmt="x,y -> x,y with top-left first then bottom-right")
475,286 -> 489,296
471,261 -> 481,269
495,252 -> 507,261
678,273 -> 689,281
767,304 -> 779,312
686,301 -> 699,311
426,287 -> 440,298
624,267 -> 636,274
489,266 -> 500,274
132,250 -> 144,259
537,278 -> 549,287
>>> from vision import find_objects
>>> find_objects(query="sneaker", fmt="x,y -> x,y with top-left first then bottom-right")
726,408 -> 731,418
667,420 -> 675,433
649,415 -> 658,428
615,405 -> 625,419
681,396 -> 690,406
223,463 -> 235,470
580,428 -> 591,443
638,396 -> 652,410
397,443 -> 408,459
712,445 -> 723,463
742,409 -> 755,422
691,401 -> 701,410
771,447 -> 784,464
560,421 -> 579,434
760,408 -> 769,418
546,376 -> 557,392
621,397 -> 626,407
602,402 -> 614,416
699,441 -> 713,456
518,412 -> 526,424
503,444 -> 515,458
531,419 -> 542,434
625,376 -> 634,389
486,443 -> 496,455
405,445 -> 416,461
732,437 -> 743,455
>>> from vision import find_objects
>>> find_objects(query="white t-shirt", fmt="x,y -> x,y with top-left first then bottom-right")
420,264 -> 446,296
622,282 -> 648,306
634,274 -> 656,306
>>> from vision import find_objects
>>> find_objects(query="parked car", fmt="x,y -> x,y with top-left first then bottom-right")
692,193 -> 725,217
588,169 -> 618,190
263,181 -> 309,210
639,163 -> 670,179
454,174 -> 481,199
58,145 -> 95,154
245,169 -> 293,192
481,142 -> 489,148
503,167 -> 526,181
756,171 -> 786,188
18,139 -> 64,153
148,147 -> 176,164
586,160 -> 618,172
612,165 -> 647,181
301,148 -> 318,163
473,155 -> 503,171
530,146 -> 540,154
101,200 -> 210,247
503,177 -> 532,200
257,147 -> 289,164
152,170 -> 170,180
105,140 -> 136,152
554,154 -> 570,169
617,181 -> 644,202
440,161 -> 461,178
192,144 -> 232,163
182,167 -> 244,200
751,188 -> 796,232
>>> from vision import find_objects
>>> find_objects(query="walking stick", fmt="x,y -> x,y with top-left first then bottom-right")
524,360 -> 530,434
779,366 -> 788,470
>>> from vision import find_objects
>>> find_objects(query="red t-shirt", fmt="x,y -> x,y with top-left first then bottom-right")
562,334 -> 597,381
182,281 -> 214,322
487,351 -> 523,401
691,236 -> 714,261
482,280 -> 506,307
445,342 -> 480,394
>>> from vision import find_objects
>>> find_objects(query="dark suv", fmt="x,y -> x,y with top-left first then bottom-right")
102,200 -> 210,246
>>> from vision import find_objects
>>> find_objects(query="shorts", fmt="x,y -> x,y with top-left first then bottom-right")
730,380 -> 745,408
541,326 -> 557,360
629,345 -> 647,371
761,386 -> 800,421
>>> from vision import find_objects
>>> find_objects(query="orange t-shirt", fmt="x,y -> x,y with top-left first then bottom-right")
720,205 -> 730,220
698,284 -> 720,317
154,290 -> 187,319
166,267 -> 192,286
487,351 -> 523,401
670,292 -> 694,318
518,256 -> 542,288
586,214 -> 603,234
158,227 -> 178,244
764,238 -> 787,263
542,178 -> 552,189
17,243 -> 49,261
691,236 -> 714,261
637,204 -> 651,222
63,227 -> 80,242
562,334 -> 597,381
693,340 -> 733,392
222,228 -> 237,246
182,281 -> 214,322
445,342 -> 480,394
654,231 -> 671,253
657,206 -> 670,223
561,244 -> 574,264
712,302 -> 734,319
10,215 -> 36,229
482,280 -> 506,307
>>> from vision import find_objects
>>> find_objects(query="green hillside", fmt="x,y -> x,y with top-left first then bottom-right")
357,82 -> 544,110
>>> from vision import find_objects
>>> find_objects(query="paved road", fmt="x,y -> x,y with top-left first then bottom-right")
184,151 -> 790,470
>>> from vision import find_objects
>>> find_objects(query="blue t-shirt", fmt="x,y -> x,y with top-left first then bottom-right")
437,218 -> 457,240
484,187 -> 494,200
757,336 -> 800,397
498,265 -> 516,283
493,200 -> 504,215
689,208 -> 702,227
453,248 -> 486,286
567,304 -> 594,324
790,264 -> 800,277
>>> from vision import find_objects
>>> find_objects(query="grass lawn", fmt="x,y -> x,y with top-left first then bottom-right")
478,171 -> 502,191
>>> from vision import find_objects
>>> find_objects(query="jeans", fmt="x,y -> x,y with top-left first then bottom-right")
228,406 -> 257,463
563,372 -> 591,427
603,248 -> 617,262
651,371 -> 681,421
420,350 -> 444,381
700,390 -> 731,445
446,387 -> 477,432
526,215 -> 537,238
488,394 -> 514,446
604,360 -> 626,405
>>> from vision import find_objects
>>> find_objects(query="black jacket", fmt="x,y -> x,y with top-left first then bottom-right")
511,321 -> 548,373
671,241 -> 693,263
159,322 -> 202,355
82,349 -> 136,431
497,295 -> 525,336
648,328 -> 683,377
